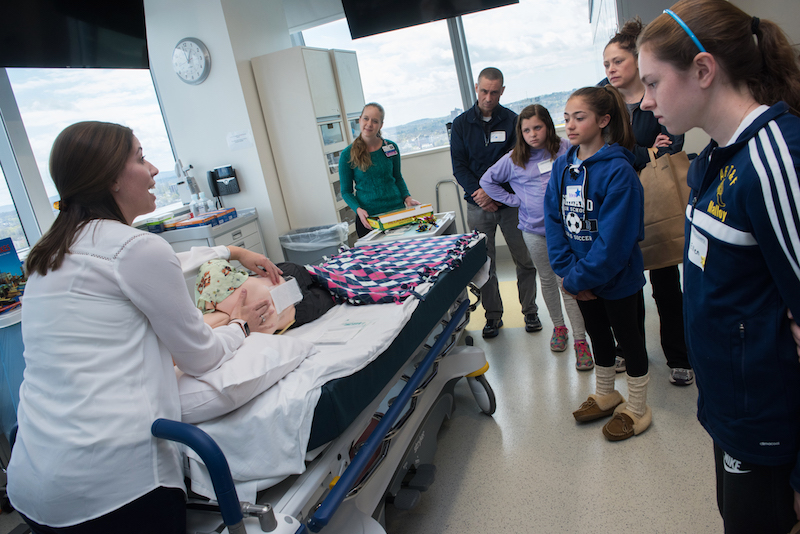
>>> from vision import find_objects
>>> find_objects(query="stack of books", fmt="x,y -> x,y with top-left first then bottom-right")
367,204 -> 434,231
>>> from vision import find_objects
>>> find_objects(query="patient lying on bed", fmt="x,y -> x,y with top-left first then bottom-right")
178,260 -> 334,424
195,259 -> 335,334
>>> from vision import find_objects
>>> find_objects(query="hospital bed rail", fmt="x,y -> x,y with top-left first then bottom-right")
302,298 -> 470,533
151,419 -> 281,533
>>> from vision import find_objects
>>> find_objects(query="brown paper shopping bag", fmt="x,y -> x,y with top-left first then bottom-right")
638,148 -> 692,270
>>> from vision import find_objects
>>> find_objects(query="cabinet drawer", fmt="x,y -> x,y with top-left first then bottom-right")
215,221 -> 259,246
225,231 -> 263,252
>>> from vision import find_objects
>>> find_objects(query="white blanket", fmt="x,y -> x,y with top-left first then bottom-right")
185,296 -> 420,501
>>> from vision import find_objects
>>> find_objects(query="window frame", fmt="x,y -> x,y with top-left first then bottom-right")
0,69 -> 54,250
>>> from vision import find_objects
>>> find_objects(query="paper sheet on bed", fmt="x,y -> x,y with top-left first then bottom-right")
185,294 -> 422,502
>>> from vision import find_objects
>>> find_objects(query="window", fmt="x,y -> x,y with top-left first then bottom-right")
0,164 -> 27,251
461,0 -> 603,124
6,69 -> 178,210
302,19 -> 463,154
305,0 -> 602,140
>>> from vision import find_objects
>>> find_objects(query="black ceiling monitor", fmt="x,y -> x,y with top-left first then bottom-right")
342,0 -> 519,39
0,0 -> 148,69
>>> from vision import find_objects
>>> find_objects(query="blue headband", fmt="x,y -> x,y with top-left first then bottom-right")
663,9 -> 707,53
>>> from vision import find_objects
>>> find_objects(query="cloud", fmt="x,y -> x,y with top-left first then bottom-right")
303,0 -> 603,127
7,68 -> 175,197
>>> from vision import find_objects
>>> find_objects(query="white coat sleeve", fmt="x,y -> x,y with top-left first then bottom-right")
115,236 -> 242,377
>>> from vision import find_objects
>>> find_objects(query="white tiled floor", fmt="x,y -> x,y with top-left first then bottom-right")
384,255 -> 723,534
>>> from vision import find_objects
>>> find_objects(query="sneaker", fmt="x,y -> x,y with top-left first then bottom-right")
525,313 -> 543,332
669,368 -> 695,386
614,355 -> 626,373
574,340 -> 594,370
482,318 -> 503,338
550,326 -> 569,352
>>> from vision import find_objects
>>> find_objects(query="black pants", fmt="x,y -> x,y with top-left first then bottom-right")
22,487 -> 185,534
276,262 -> 335,328
355,216 -> 372,237
713,442 -> 797,534
578,290 -> 648,377
649,265 -> 690,369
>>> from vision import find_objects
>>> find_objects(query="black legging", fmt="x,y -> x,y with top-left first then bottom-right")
578,290 -> 648,377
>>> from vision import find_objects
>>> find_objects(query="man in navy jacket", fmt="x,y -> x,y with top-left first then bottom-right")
450,67 -> 538,338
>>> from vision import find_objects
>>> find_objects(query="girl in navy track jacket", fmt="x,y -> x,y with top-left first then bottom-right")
639,1 -> 800,531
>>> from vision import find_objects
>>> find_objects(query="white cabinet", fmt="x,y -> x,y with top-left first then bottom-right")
330,49 -> 366,143
160,209 -> 266,254
251,46 -> 365,241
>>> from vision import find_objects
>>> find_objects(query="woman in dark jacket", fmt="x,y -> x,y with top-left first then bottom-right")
599,17 -> 692,386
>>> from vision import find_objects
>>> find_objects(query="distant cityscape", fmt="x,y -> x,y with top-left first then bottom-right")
0,90 -> 573,253
383,89 -> 574,154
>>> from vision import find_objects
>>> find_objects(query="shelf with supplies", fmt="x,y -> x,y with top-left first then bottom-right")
159,208 -> 266,257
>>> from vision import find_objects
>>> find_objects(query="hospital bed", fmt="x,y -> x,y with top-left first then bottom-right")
161,232 -> 495,533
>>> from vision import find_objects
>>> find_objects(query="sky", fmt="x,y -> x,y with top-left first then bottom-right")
5,68 -> 174,202
303,0 -> 606,128
1,0 -> 607,208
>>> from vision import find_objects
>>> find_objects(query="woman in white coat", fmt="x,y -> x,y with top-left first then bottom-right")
7,121 -> 280,534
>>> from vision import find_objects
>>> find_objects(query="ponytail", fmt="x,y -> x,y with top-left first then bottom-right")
638,0 -> 800,115
570,86 -> 635,151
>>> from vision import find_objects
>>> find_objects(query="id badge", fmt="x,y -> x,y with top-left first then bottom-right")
564,185 -> 583,207
688,226 -> 708,271
271,276 -> 304,314
537,159 -> 553,175
490,131 -> 506,143
382,144 -> 398,157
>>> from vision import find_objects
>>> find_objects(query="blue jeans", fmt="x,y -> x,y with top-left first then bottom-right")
467,203 -> 537,320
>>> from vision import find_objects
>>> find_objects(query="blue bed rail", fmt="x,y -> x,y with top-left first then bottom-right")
151,418 -> 246,532
303,298 -> 470,533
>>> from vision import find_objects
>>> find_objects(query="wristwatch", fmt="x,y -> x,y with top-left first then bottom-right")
229,319 -> 250,337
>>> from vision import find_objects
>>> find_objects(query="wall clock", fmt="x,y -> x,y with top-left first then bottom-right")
172,38 -> 211,85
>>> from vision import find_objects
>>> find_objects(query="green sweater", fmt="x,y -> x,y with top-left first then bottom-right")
339,139 -> 410,216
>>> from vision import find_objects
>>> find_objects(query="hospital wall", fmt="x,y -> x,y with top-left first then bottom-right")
143,0 -> 798,262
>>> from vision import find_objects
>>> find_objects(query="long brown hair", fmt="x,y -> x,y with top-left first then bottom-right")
569,86 -> 635,151
511,104 -> 562,168
26,121 -> 132,276
349,102 -> 385,172
638,0 -> 800,115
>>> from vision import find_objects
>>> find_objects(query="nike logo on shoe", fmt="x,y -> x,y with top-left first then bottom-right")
723,452 -> 751,474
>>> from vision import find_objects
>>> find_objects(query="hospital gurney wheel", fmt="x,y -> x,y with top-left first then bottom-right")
467,374 -> 496,415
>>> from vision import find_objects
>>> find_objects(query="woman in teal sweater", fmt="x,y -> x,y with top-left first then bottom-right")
340,102 -> 419,237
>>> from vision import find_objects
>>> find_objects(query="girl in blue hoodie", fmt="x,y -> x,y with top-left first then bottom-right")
544,85 -> 648,441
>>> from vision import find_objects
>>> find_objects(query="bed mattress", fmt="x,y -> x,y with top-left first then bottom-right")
307,236 -> 487,449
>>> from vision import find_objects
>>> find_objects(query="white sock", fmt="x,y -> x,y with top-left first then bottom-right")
595,364 -> 616,397
626,372 -> 650,418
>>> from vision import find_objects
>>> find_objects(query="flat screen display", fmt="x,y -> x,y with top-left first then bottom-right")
0,0 -> 148,69
342,0 -> 519,39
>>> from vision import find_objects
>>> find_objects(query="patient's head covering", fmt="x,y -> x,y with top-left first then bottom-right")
195,259 -> 250,313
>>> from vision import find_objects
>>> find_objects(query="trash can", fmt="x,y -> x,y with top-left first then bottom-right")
279,222 -> 349,265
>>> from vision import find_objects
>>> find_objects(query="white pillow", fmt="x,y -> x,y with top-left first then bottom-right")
177,333 -> 317,424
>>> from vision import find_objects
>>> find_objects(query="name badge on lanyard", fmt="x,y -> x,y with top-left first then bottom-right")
490,131 -> 506,143
382,144 -> 398,157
